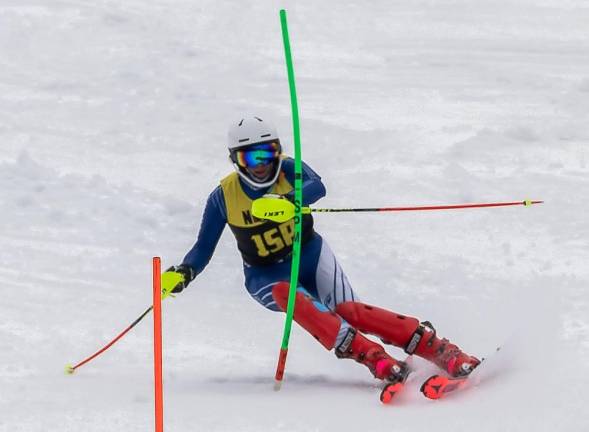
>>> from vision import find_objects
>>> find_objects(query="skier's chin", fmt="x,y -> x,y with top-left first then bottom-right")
248,167 -> 273,183
252,173 -> 271,182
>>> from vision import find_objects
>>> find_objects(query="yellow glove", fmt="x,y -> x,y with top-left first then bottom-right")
161,265 -> 195,300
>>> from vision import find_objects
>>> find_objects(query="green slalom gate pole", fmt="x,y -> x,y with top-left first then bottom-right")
274,9 -> 303,390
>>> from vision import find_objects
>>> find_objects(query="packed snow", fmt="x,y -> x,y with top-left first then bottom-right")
1,0 -> 588,431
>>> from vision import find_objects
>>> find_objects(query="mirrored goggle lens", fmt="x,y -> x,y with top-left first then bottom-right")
235,142 -> 280,168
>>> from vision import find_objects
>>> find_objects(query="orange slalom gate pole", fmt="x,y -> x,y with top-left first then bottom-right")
153,257 -> 164,432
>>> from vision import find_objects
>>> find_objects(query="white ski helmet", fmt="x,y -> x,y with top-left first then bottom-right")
228,116 -> 283,188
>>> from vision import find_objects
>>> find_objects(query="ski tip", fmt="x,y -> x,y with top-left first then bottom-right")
420,375 -> 445,400
380,382 -> 403,404
65,364 -> 75,375
421,374 -> 470,400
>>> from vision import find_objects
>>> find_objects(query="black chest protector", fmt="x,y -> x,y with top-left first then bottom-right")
220,171 -> 314,266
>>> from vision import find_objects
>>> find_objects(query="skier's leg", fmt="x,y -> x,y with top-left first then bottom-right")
304,236 -> 358,311
242,260 -> 293,312
243,256 -> 406,381
271,281 -> 408,382
305,237 -> 478,377
335,301 -> 480,377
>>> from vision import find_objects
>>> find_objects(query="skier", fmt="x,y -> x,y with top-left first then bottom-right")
162,116 -> 480,385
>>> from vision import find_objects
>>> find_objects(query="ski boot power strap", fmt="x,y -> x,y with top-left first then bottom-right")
335,328 -> 357,358
404,321 -> 436,355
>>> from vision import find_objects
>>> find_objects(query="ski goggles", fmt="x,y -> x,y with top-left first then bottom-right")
232,141 -> 281,168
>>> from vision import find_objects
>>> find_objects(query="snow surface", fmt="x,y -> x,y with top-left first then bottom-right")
1,0 -> 588,431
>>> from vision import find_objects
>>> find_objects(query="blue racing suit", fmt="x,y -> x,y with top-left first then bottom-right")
182,158 -> 356,311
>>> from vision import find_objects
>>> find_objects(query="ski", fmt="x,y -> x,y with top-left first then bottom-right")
379,380 -> 406,404
420,345 -> 501,400
420,374 -> 470,400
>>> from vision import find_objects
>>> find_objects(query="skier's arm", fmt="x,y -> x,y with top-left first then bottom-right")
181,186 -> 227,277
282,158 -> 326,205
161,187 -> 226,299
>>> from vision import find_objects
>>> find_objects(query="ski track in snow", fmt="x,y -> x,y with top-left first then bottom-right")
0,0 -> 588,431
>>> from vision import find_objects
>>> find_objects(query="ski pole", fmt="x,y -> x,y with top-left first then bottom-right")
252,197 -> 543,223
307,200 -> 544,214
65,305 -> 153,374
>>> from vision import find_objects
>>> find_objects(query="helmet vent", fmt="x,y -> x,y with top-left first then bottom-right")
260,133 -> 271,138
254,116 -> 263,122
238,138 -> 249,143
238,119 -> 244,126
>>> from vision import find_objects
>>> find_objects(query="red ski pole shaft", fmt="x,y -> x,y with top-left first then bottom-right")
309,200 -> 543,214
65,305 -> 153,374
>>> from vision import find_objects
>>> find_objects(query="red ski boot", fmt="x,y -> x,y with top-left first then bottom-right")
439,346 -> 481,377
411,321 -> 480,377
335,328 -> 410,383
335,301 -> 480,377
